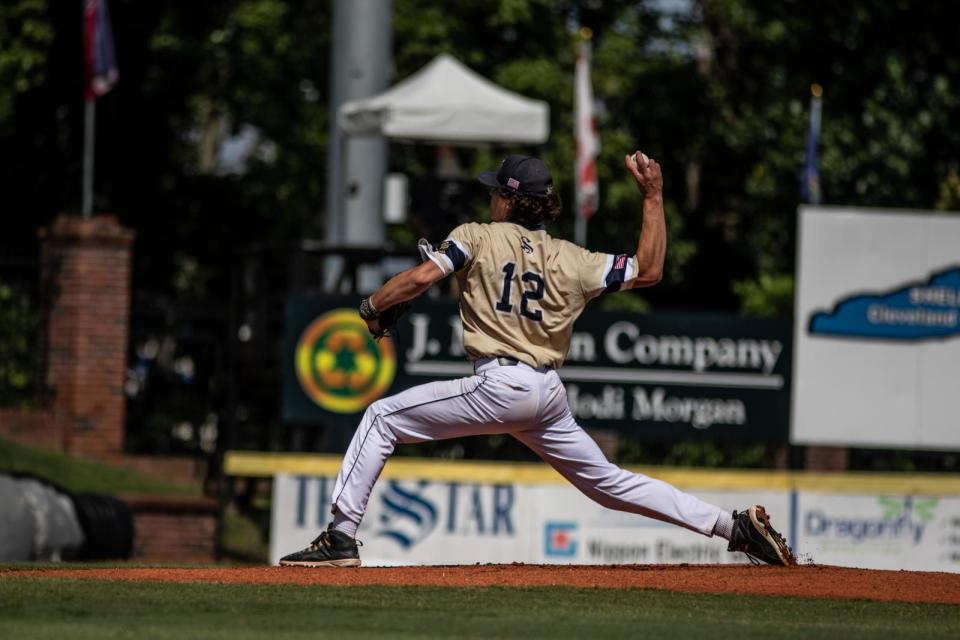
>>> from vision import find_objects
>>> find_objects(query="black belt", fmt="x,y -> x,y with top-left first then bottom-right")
491,356 -> 552,373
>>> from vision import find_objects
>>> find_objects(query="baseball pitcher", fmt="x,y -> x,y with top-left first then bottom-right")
280,152 -> 795,567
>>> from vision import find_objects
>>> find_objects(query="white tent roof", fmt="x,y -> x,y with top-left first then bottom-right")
338,53 -> 549,144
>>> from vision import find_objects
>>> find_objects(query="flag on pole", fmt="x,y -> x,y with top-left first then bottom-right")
81,0 -> 118,217
801,83 -> 822,204
575,31 -> 599,222
84,0 -> 118,99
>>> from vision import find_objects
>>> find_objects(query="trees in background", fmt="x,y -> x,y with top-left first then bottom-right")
691,0 -> 960,313
1,1 -> 958,458
2,0 -> 958,312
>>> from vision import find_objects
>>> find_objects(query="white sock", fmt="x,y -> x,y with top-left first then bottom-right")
331,513 -> 358,538
712,512 -> 735,540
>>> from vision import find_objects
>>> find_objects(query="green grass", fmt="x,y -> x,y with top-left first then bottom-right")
220,506 -> 270,562
0,578 -> 957,640
0,437 -> 196,495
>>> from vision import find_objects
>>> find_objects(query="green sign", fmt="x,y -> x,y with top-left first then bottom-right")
283,296 -> 398,425
283,296 -> 791,440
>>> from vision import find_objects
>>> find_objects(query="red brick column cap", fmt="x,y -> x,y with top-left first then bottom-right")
38,213 -> 135,247
118,493 -> 218,514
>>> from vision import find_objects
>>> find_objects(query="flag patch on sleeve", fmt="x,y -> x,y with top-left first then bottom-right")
603,254 -> 632,293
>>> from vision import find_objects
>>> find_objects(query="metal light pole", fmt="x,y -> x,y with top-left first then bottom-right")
325,0 -> 393,249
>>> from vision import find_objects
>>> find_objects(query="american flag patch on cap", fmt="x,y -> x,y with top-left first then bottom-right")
614,255 -> 627,270
507,178 -> 520,190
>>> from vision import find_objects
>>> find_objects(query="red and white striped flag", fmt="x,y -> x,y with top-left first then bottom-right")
575,37 -> 599,221
84,0 -> 118,99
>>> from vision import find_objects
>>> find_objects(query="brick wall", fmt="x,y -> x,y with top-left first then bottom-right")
116,455 -> 209,487
0,407 -> 60,450
804,445 -> 850,471
121,494 -> 219,562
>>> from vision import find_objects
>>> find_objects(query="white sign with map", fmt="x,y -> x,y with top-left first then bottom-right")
792,206 -> 960,448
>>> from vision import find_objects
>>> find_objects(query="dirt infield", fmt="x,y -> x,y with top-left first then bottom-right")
4,564 -> 959,605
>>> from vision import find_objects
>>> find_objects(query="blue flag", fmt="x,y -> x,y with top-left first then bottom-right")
801,85 -> 822,204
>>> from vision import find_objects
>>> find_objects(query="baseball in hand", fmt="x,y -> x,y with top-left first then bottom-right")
634,152 -> 650,168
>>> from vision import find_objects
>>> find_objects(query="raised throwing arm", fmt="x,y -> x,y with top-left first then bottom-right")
624,151 -> 666,288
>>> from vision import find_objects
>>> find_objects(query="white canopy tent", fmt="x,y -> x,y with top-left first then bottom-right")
337,53 -> 550,144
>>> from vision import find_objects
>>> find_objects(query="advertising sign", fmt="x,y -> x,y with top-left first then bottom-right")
283,296 -> 399,425
262,457 -> 960,571
269,473 -> 789,567
529,485 -> 790,565
794,492 -> 960,572
270,474 -> 527,566
792,207 -> 960,448
284,297 -> 791,440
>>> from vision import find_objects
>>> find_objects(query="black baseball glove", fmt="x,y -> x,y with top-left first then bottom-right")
363,300 -> 411,341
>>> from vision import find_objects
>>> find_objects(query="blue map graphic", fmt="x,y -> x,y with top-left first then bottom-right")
808,266 -> 960,340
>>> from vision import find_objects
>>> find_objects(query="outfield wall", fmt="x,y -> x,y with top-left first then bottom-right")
225,452 -> 960,571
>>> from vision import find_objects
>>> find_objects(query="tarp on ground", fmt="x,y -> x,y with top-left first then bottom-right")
0,475 -> 34,560
0,474 -> 85,561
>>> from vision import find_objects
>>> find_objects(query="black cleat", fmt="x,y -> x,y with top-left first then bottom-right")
279,527 -> 362,567
728,505 -> 796,566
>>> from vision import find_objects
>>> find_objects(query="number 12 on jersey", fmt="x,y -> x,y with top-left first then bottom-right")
495,262 -> 544,321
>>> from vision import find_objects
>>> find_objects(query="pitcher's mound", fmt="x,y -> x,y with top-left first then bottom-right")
6,564 -> 957,605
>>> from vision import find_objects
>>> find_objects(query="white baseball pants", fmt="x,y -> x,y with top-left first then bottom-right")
331,358 -> 725,536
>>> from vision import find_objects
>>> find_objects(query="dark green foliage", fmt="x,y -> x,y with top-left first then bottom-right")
2,1 -> 959,309
0,283 -> 38,407
618,437 -> 771,468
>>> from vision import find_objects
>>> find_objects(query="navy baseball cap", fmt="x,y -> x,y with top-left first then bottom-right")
478,155 -> 554,197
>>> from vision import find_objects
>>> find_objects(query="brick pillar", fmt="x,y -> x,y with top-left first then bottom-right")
804,445 -> 850,471
39,214 -> 134,458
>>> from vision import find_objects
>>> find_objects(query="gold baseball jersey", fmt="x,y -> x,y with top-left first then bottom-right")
423,221 -> 639,369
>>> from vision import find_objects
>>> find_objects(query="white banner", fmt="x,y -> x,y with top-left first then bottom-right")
528,485 -> 789,565
271,473 -> 960,571
269,473 -> 788,567
270,474 -> 529,566
792,206 -> 960,448
794,492 -> 960,572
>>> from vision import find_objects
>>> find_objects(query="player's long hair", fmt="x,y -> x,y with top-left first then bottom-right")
500,189 -> 562,228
